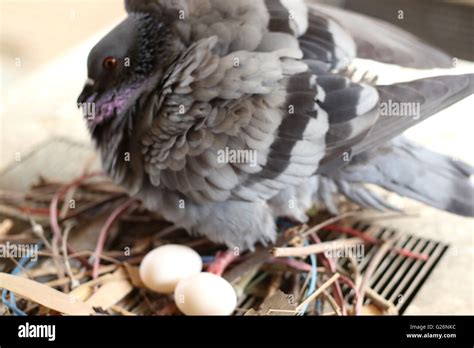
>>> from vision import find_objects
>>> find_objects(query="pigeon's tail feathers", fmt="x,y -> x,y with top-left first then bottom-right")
333,137 -> 474,217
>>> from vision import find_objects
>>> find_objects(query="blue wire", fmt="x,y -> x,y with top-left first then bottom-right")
299,239 -> 317,315
201,255 -> 215,263
2,242 -> 42,316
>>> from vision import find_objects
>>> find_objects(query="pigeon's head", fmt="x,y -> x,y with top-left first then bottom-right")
77,13 -> 179,126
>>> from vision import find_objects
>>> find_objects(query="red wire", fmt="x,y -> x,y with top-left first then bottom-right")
49,171 -> 104,269
19,206 -> 51,215
92,198 -> 138,280
322,225 -> 429,261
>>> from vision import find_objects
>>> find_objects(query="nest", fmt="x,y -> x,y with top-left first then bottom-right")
0,172 -> 429,316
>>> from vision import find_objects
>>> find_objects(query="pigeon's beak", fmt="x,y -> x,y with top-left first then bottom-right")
77,78 -> 96,106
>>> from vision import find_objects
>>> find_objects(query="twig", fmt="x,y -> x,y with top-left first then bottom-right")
357,211 -> 420,221
322,290 -> 342,316
296,273 -> 340,312
297,270 -> 312,301
9,257 -> 33,280
356,236 -> 398,314
44,265 -> 118,288
0,204 -> 45,221
62,221 -> 79,290
266,272 -> 284,298
29,218 -> 53,251
233,268 -> 260,299
154,225 -> 180,239
50,228 -> 67,292
69,251 -> 122,265
365,287 -> 398,315
272,238 -> 364,258
0,219 -> 13,236
266,309 -> 298,315
110,305 -> 136,316
59,186 -> 77,219
347,256 -> 361,289
310,233 -> 347,315
338,274 -> 360,315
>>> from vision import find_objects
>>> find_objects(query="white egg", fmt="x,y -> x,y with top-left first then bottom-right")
174,272 -> 237,316
139,244 -> 202,294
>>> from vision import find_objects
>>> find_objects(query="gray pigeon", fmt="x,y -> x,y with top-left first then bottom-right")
78,0 -> 474,250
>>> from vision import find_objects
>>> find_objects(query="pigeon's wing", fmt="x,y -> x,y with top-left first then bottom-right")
313,74 -> 474,217
353,74 -> 474,155
265,0 -> 356,69
265,0 -> 451,68
307,2 -> 453,69
317,72 -> 474,173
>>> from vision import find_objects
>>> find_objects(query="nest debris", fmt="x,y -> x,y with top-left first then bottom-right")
0,172 -> 427,316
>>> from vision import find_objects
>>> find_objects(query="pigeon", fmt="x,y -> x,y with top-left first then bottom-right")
78,0 -> 474,250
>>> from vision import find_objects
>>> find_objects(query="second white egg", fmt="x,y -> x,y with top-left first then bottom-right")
174,272 -> 237,315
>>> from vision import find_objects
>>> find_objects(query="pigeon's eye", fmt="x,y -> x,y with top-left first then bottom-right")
103,57 -> 118,70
